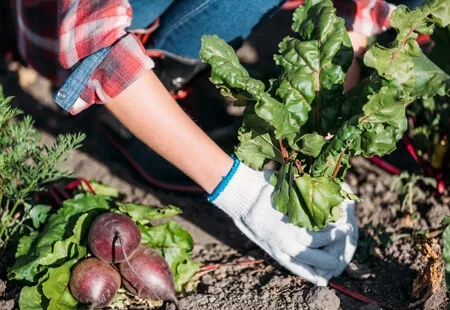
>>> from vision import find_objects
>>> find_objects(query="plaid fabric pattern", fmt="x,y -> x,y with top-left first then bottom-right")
14,0 -> 392,115
335,0 -> 395,37
13,0 -> 66,85
14,0 -> 154,114
72,34 -> 154,114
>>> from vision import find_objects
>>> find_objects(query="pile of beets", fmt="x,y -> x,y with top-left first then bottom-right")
69,212 -> 178,309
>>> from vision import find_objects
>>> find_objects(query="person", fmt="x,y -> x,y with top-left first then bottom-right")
6,0 -> 403,285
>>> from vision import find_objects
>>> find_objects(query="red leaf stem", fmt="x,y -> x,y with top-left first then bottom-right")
196,260 -> 384,307
329,281 -> 383,307
55,186 -> 70,200
66,179 -> 82,190
368,156 -> 401,175
402,135 -> 434,176
198,259 -> 264,272
295,160 -> 303,175
332,152 -> 344,179
49,187 -> 62,207
436,173 -> 446,194
82,179 -> 96,195
279,139 -> 288,161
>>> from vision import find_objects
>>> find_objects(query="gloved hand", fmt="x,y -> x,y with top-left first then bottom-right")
209,159 -> 358,286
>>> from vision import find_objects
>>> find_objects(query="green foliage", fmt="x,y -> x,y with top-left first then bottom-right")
0,86 -> 85,248
0,90 -> 85,201
139,220 -> 199,292
356,222 -> 392,263
117,203 -> 182,224
200,0 -> 450,230
79,180 -> 120,198
12,191 -> 199,309
391,172 -> 437,214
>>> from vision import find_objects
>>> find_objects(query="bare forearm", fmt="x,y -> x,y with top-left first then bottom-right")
344,31 -> 368,93
105,70 -> 233,193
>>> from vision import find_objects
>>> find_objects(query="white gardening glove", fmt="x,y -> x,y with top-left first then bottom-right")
316,185 -> 358,282
209,159 -> 358,286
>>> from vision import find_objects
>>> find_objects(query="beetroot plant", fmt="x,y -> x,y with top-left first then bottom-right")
200,0 -> 450,230
10,189 -> 198,309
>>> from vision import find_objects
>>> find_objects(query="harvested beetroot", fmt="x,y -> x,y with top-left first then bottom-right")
69,258 -> 121,309
88,212 -> 141,263
119,245 -> 178,305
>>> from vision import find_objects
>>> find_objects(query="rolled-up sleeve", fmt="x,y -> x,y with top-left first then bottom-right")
54,0 -> 154,114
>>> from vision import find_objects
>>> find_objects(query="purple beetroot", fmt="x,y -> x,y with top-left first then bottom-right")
119,245 -> 178,305
88,212 -> 141,263
69,258 -> 121,309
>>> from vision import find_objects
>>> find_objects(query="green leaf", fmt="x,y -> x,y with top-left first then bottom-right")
39,214 -> 89,266
29,204 -> 51,229
59,193 -> 111,218
174,259 -> 201,292
296,133 -> 326,158
275,0 -> 353,134
200,35 -> 300,140
312,118 -> 361,178
294,174 -> 343,230
81,181 -> 120,198
273,163 -> 295,215
313,85 -> 409,177
9,194 -> 108,281
18,285 -> 44,310
409,51 -> 450,98
359,86 -> 409,128
15,231 -> 39,257
117,203 -> 182,224
42,259 -> 80,310
441,215 -> 450,226
235,110 -> 283,169
140,221 -> 194,266
360,122 -> 406,156
139,221 -> 198,291
9,215 -> 65,281
364,0 -> 450,96
273,163 -> 342,230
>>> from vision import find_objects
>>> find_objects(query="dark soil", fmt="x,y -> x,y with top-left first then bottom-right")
1,6 -> 450,310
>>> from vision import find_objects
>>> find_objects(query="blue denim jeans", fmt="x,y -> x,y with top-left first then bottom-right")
129,0 -> 287,59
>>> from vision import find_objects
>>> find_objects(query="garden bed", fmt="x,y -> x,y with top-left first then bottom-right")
1,3 -> 449,309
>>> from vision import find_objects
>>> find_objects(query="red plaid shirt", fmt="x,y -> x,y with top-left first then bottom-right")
12,0 -> 394,115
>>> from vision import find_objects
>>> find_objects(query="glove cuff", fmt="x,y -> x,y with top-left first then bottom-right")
208,158 -> 269,220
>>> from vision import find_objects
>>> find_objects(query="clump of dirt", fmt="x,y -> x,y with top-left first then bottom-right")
164,244 -> 340,310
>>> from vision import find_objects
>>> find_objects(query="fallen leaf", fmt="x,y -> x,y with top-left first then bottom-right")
411,237 -> 444,306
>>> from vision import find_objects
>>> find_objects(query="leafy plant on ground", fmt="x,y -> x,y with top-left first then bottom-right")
391,171 -> 437,215
355,222 -> 391,263
200,0 -> 450,230
10,189 -> 199,310
0,86 -> 84,248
